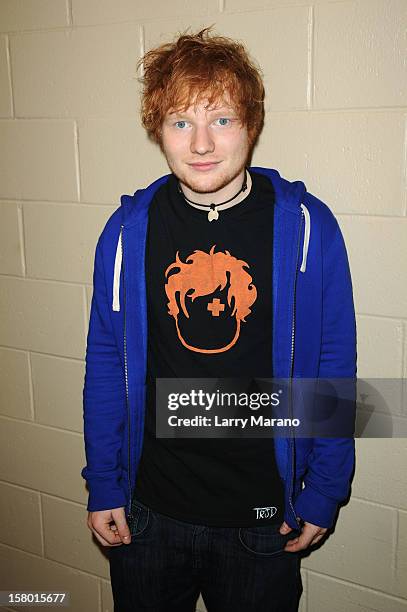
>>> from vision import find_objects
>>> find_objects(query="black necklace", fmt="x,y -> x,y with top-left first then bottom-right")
177,169 -> 248,222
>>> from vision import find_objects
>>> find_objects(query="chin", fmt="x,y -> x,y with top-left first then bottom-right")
182,169 -> 241,195
184,178 -> 227,194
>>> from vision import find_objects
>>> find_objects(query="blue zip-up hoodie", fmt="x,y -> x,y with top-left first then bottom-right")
81,166 -> 357,531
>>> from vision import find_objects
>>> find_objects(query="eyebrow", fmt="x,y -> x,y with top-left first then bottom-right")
167,107 -> 236,118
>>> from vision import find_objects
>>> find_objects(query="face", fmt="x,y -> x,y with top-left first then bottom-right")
160,97 -> 251,201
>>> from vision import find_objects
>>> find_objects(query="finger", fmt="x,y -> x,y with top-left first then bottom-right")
279,521 -> 292,535
90,527 -> 124,548
284,536 -> 301,552
284,539 -> 305,552
310,533 -> 325,546
87,511 -> 126,547
284,531 -> 313,552
111,509 -> 132,544
92,520 -> 125,546
97,527 -> 124,546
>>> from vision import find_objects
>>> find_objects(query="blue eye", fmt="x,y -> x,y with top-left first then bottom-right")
216,118 -> 231,126
175,121 -> 188,129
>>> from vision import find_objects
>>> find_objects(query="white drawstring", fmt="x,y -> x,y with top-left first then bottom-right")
300,204 -> 311,273
112,229 -> 122,312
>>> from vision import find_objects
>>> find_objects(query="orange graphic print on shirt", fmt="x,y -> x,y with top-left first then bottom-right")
164,244 -> 257,354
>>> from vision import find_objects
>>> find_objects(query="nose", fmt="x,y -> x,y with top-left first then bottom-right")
190,124 -> 215,155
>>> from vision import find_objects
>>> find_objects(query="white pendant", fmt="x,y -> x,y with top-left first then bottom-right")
208,207 -> 219,222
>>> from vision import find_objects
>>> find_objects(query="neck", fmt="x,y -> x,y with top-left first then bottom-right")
179,167 -> 249,206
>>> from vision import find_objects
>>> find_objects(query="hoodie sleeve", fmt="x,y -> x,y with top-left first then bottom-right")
294,220 -> 357,529
318,221 -> 357,378
81,230 -> 128,512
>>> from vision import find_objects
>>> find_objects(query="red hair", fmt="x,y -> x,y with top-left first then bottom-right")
136,26 -> 265,149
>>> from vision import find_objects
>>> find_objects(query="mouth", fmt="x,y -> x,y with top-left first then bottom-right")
188,162 -> 221,172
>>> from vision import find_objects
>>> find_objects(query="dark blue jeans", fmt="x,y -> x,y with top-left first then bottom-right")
109,499 -> 303,612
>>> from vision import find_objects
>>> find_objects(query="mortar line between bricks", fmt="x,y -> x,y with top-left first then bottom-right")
0,198 -> 118,207
307,5 -> 314,110
401,323 -> 406,387
0,413 -> 83,436
0,541 -> 108,583
0,346 -> 85,363
302,567 -> 308,612
336,212 -> 407,219
66,0 -> 73,26
16,204 -> 26,277
73,120 -> 81,202
0,107 -> 406,120
5,34 -> 14,117
350,495 -> 407,514
97,579 -> 102,612
305,568 -> 407,603
0,272 -> 97,288
403,115 -> 407,216
139,23 -> 145,64
38,491 -> 45,559
354,313 -> 407,322
393,510 -> 399,578
27,351 -> 35,422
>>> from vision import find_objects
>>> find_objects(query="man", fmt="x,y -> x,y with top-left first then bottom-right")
81,27 -> 357,612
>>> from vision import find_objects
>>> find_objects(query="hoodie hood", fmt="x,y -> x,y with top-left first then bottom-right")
112,167 -> 311,312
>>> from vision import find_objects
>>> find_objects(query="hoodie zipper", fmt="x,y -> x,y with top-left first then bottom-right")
287,208 -> 304,528
120,224 -> 133,523
120,205 -> 306,525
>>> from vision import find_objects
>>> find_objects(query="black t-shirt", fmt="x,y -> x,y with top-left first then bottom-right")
134,168 -> 286,526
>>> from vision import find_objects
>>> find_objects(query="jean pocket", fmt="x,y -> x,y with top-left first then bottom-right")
128,499 -> 151,537
238,524 -> 301,557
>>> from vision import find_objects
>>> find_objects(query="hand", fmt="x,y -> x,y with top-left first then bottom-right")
279,518 -> 328,552
87,507 -> 131,547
